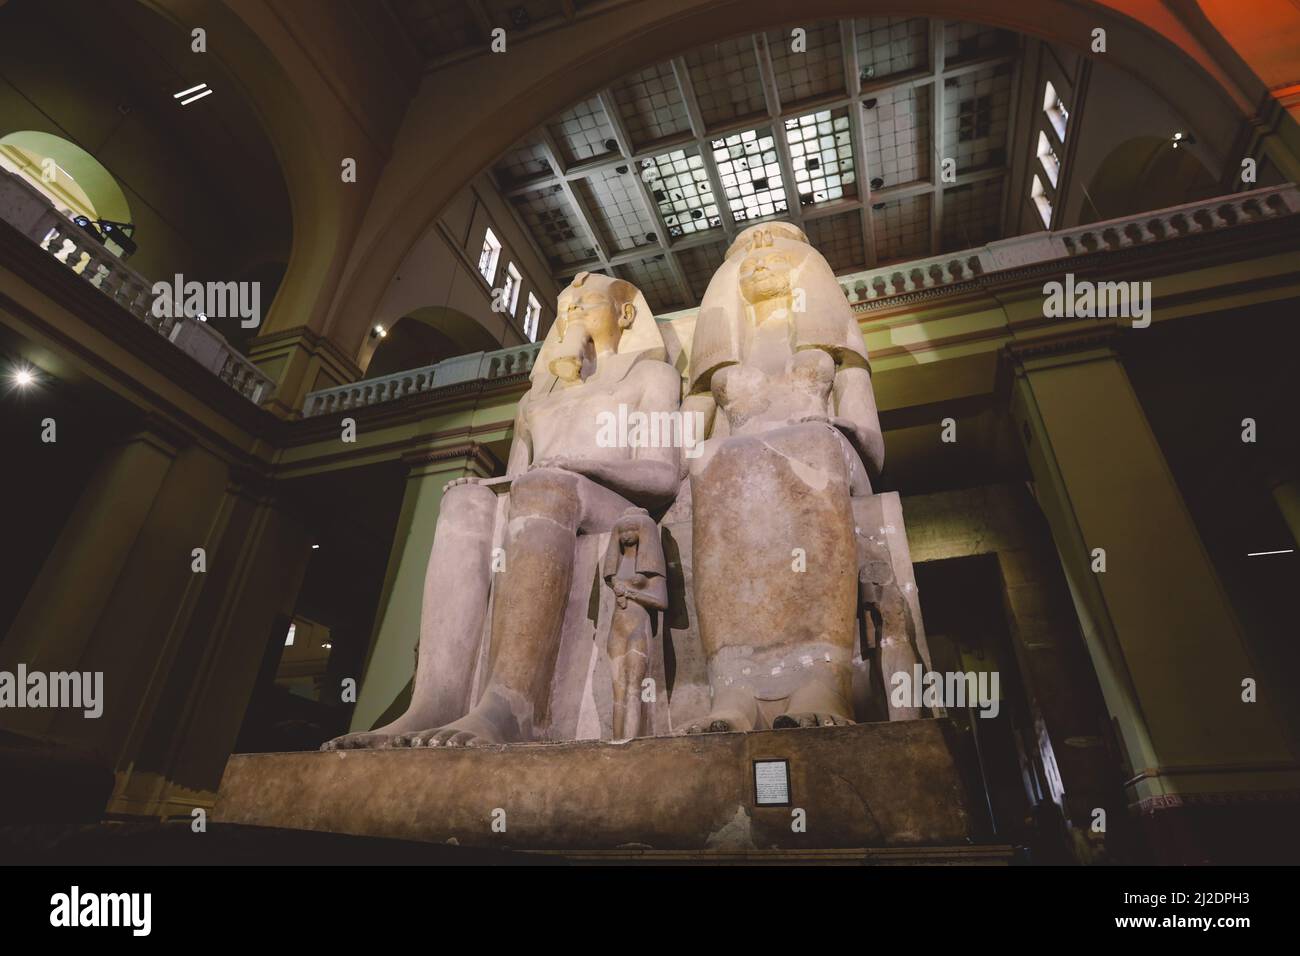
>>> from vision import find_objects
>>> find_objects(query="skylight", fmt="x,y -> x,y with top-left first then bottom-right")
641,148 -> 719,238
785,108 -> 856,206
712,128 -> 787,223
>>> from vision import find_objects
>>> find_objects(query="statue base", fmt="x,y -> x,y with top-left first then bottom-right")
214,719 -> 985,851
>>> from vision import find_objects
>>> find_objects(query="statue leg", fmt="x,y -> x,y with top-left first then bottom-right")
397,467 -> 632,747
323,481 -> 498,750
689,422 -> 858,733
610,607 -> 651,740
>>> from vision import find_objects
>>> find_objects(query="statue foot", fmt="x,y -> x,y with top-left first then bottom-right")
682,708 -> 755,735
320,730 -> 396,751
390,710 -> 507,749
773,711 -> 854,729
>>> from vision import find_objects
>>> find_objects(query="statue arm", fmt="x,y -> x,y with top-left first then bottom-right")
505,402 -> 533,478
615,572 -> 669,612
832,365 -> 885,481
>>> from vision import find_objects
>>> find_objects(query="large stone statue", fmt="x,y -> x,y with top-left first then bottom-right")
323,272 -> 681,750
681,222 -> 920,733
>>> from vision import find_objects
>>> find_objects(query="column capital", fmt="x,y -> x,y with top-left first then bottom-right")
400,440 -> 501,478
1004,325 -> 1121,374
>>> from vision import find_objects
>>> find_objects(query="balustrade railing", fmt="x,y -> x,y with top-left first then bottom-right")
838,184 -> 1299,305
307,184 -> 1297,418
302,340 -> 541,417
0,167 -> 275,404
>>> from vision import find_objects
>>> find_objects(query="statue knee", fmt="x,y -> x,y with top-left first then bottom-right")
508,467 -> 582,526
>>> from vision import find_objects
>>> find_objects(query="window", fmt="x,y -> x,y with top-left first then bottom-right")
1036,131 -> 1060,187
284,622 -> 296,647
524,292 -> 541,342
1031,174 -> 1053,228
1043,81 -> 1069,142
502,262 -> 521,315
478,227 -> 501,283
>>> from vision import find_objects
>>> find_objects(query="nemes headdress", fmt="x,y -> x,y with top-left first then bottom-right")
529,272 -> 666,396
687,220 -> 870,395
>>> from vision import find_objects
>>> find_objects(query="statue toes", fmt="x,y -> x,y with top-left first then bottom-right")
446,731 -> 477,747
708,719 -> 733,733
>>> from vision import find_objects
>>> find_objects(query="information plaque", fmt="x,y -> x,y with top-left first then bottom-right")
753,758 -> 791,806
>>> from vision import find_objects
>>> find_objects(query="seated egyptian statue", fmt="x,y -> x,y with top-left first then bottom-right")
682,221 -> 916,733
323,272 -> 681,750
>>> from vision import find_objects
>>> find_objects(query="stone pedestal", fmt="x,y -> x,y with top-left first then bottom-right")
214,719 -> 982,851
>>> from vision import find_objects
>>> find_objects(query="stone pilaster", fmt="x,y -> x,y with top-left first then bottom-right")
348,442 -> 501,733
1008,334 -> 1300,861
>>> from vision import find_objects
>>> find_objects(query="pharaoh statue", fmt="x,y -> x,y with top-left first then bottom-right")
323,272 -> 681,750
601,506 -> 669,740
682,222 -> 923,734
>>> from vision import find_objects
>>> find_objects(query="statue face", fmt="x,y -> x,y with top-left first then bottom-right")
738,252 -> 794,303
556,285 -> 629,347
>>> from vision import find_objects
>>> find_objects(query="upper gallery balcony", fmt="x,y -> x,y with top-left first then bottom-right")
0,165 -> 276,404
300,183 -> 1299,419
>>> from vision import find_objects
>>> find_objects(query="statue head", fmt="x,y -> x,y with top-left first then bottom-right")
530,276 -> 664,395
726,222 -> 809,260
556,272 -> 637,349
738,250 -> 796,304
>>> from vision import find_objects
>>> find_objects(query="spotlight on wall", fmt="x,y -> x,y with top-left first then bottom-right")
371,324 -> 388,339
321,642 -> 333,650
311,543 -> 321,550
1170,131 -> 1196,149
10,365 -> 37,389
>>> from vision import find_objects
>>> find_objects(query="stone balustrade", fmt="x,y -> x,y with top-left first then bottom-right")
0,166 -> 275,404
838,183 -> 1300,305
302,341 -> 541,417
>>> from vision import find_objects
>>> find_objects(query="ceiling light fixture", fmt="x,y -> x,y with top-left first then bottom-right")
1247,549 -> 1294,557
12,366 -> 36,388
174,83 -> 213,106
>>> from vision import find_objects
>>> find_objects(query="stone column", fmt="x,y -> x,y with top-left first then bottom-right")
1008,336 -> 1300,862
106,472 -> 312,818
348,443 -> 499,733
0,420 -> 182,740
245,326 -> 362,419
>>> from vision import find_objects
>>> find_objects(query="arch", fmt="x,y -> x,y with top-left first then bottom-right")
366,306 -> 501,378
0,0 -> 294,292
324,0 -> 1278,364
1082,136 -> 1218,223
0,131 -> 132,225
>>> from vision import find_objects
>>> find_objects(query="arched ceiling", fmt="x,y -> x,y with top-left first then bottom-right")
326,0 -> 1266,361
481,16 -> 1021,314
